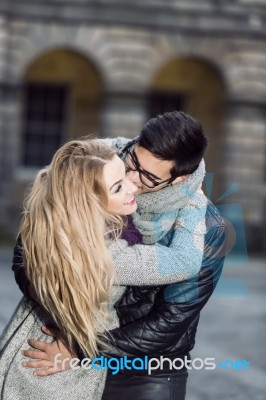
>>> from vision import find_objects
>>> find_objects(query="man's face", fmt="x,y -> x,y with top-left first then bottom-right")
125,145 -> 187,194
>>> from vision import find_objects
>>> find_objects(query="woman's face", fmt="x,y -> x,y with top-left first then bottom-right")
103,155 -> 138,215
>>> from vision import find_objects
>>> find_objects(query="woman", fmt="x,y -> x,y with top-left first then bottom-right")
0,139 -> 190,400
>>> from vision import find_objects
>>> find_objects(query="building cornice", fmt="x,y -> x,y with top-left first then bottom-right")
0,1 -> 265,39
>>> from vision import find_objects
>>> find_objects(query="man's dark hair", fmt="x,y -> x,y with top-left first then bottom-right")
139,111 -> 208,177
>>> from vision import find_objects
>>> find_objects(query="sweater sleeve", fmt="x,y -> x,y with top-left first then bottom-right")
12,209 -> 204,290
109,222 -> 205,286
12,227 -> 199,294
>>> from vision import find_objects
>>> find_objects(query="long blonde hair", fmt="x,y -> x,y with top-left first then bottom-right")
20,139 -> 123,357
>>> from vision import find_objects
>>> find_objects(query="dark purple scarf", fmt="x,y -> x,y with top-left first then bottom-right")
120,215 -> 142,245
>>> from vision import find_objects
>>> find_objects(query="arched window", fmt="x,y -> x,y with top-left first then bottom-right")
22,83 -> 68,167
21,48 -> 103,167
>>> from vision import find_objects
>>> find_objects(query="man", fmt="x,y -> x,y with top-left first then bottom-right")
99,111 -> 227,399
13,111 -> 227,399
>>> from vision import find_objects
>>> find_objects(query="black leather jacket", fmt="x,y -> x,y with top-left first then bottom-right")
101,200 -> 227,359
12,201 -> 226,360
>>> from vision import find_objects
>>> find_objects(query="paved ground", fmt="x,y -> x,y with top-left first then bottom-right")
186,257 -> 266,400
0,247 -> 265,399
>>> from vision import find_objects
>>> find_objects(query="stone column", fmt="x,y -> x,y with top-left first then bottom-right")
224,101 -> 266,251
0,16 -> 23,235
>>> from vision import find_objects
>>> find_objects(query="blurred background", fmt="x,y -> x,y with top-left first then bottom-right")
0,1 -> 265,399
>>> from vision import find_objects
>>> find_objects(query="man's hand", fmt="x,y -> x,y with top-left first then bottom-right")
21,326 -> 78,376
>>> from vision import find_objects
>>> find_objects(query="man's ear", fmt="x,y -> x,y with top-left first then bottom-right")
171,175 -> 188,185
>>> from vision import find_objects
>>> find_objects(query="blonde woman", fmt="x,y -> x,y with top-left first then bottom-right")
0,139 -> 191,400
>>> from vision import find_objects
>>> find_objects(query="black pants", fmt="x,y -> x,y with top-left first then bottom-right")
101,369 -> 188,400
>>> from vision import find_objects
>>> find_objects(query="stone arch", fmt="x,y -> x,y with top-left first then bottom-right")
148,56 -> 227,174
11,25 -> 107,86
13,25 -> 165,92
22,47 -> 104,139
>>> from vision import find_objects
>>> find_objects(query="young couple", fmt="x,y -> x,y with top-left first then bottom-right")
0,111 -> 227,400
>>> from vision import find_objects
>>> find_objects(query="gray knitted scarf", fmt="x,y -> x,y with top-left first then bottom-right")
132,159 -> 208,244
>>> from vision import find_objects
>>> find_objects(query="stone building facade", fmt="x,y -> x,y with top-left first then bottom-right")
0,0 -> 265,251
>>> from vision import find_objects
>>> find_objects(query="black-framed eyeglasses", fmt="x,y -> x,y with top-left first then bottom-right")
124,145 -> 179,189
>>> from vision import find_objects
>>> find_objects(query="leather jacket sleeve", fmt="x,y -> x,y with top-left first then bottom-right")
103,224 -> 227,358
11,236 -> 32,299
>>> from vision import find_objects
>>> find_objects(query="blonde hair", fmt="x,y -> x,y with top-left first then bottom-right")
20,139 -> 123,357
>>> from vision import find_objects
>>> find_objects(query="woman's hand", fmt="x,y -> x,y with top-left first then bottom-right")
21,326 -> 78,376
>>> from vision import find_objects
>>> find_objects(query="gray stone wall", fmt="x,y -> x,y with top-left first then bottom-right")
0,0 -> 265,250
